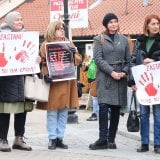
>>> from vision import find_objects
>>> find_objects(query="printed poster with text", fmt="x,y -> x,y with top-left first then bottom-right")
0,32 -> 40,76
132,61 -> 160,105
45,41 -> 76,82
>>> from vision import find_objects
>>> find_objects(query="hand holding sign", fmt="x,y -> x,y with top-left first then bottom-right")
139,72 -> 157,96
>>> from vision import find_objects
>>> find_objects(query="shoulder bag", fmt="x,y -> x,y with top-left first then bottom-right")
24,75 -> 50,102
126,91 -> 140,132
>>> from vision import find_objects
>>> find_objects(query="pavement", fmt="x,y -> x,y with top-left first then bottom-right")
0,97 -> 160,160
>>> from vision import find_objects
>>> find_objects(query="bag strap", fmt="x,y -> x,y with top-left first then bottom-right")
129,91 -> 137,111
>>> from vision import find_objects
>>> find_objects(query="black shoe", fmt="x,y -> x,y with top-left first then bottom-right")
108,142 -> 117,149
154,145 -> 160,154
48,139 -> 56,150
86,113 -> 97,121
137,144 -> 149,152
89,139 -> 108,150
56,138 -> 68,149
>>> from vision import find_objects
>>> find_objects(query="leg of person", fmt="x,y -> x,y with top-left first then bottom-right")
86,96 -> 98,121
0,113 -> 11,152
56,108 -> 68,149
12,112 -> 32,151
47,110 -> 58,150
89,103 -> 108,150
108,106 -> 120,149
153,105 -> 160,154
137,104 -> 150,152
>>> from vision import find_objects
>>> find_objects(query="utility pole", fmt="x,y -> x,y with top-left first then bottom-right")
63,0 -> 69,38
63,0 -> 78,123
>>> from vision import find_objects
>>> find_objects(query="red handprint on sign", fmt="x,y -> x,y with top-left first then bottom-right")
139,72 -> 157,96
0,43 -> 8,67
15,40 -> 35,63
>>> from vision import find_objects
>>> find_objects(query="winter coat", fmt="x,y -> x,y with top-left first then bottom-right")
94,33 -> 131,106
128,34 -> 160,86
0,22 -> 33,113
36,41 -> 81,110
0,23 -> 26,102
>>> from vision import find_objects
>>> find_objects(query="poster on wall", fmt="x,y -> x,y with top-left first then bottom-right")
45,41 -> 76,82
50,0 -> 88,28
0,32 -> 40,76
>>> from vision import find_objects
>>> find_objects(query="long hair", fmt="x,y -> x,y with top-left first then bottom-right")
44,21 -> 65,42
143,14 -> 160,36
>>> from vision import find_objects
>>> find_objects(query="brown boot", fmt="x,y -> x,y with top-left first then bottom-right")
0,139 -> 11,152
12,136 -> 32,151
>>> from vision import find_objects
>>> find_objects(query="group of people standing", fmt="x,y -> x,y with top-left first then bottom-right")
0,10 -> 160,156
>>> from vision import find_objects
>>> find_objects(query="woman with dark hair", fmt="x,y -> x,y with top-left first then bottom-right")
129,14 -> 160,154
89,13 -> 130,150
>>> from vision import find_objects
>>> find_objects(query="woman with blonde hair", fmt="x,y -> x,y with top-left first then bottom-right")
37,21 -> 82,150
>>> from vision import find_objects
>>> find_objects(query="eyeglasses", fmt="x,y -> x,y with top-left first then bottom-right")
56,27 -> 64,31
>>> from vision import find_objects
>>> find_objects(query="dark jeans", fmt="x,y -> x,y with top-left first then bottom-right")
0,112 -> 27,139
99,103 -> 120,142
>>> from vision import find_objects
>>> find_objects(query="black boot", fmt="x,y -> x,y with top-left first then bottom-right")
154,145 -> 160,154
56,138 -> 68,149
89,139 -> 108,150
108,142 -> 117,149
137,144 -> 149,152
48,139 -> 56,150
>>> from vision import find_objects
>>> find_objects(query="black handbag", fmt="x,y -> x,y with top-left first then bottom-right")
127,91 -> 140,132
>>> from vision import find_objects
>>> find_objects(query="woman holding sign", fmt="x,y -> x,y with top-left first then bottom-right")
36,21 -> 82,150
129,14 -> 160,154
0,11 -> 41,152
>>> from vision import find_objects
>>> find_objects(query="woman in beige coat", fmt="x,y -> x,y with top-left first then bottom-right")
36,21 -> 82,150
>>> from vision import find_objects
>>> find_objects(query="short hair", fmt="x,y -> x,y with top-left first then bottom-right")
143,14 -> 160,36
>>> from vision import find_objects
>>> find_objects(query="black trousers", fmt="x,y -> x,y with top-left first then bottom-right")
99,103 -> 120,142
0,112 -> 27,139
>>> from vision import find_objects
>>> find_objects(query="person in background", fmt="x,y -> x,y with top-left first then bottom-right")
36,21 -> 82,150
0,11 -> 41,152
128,14 -> 160,154
89,13 -> 130,150
82,59 -> 99,121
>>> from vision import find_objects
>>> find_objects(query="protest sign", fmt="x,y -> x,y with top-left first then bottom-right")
45,41 -> 76,82
0,32 -> 40,76
132,61 -> 160,105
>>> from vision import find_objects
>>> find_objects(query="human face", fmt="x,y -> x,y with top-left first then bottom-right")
107,19 -> 119,34
55,25 -> 65,38
12,15 -> 24,31
148,18 -> 160,36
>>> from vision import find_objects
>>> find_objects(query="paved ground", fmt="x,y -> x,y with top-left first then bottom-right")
0,108 -> 160,160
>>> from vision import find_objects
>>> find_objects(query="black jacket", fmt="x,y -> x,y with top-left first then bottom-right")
0,75 -> 25,102
128,34 -> 160,86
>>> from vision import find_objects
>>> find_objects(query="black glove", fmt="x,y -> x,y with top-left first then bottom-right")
44,75 -> 52,83
66,44 -> 76,54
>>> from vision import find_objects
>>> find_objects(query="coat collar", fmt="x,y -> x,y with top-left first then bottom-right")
137,34 -> 160,53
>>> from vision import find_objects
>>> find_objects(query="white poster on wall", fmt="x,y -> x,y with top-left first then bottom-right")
50,0 -> 88,28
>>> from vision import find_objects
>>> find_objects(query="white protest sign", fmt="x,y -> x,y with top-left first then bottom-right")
0,32 -> 40,76
132,61 -> 160,105
50,0 -> 88,28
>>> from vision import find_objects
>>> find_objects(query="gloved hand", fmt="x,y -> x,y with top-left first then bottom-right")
44,74 -> 52,83
66,44 -> 76,54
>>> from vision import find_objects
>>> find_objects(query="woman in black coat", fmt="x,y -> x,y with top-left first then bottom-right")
129,14 -> 160,154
